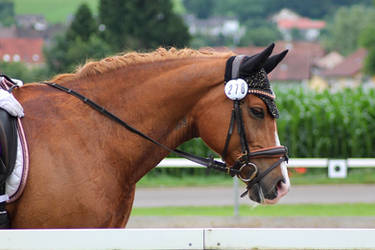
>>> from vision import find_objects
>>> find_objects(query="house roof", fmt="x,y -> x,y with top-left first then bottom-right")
278,18 -> 326,30
213,41 -> 325,81
323,48 -> 367,77
271,9 -> 300,22
0,38 -> 44,64
314,51 -> 344,70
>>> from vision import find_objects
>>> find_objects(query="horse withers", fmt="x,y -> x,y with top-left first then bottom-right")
5,44 -> 290,228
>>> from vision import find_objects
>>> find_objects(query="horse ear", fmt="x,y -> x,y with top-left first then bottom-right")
263,50 -> 288,74
240,43 -> 275,75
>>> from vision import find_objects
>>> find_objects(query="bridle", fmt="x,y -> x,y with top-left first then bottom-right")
221,55 -> 288,197
32,55 -> 287,199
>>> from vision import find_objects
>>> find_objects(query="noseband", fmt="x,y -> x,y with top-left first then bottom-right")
39,54 -> 288,199
222,55 -> 288,197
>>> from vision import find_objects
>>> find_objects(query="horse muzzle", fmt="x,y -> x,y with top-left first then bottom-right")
230,146 -> 289,201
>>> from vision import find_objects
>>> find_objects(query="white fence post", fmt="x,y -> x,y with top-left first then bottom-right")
233,176 -> 239,217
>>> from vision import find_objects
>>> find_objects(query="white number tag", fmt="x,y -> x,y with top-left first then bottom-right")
224,79 -> 248,100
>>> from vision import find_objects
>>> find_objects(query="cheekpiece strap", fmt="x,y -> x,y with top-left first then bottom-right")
222,55 -> 251,159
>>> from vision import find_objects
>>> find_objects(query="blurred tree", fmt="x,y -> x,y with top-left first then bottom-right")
214,0 -> 270,22
190,33 -> 234,48
45,34 -> 112,74
0,0 -> 14,26
0,61 -> 49,82
322,5 -> 375,56
0,62 -> 32,81
239,21 -> 281,46
98,0 -> 133,52
268,0 -> 373,19
133,0 -> 191,49
171,0 -> 186,15
182,0 -> 373,20
66,3 -> 97,42
359,23 -> 375,75
99,0 -> 190,52
44,3 -> 112,74
183,0 -> 214,18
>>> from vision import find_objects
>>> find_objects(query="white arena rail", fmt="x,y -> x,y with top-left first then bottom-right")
157,158 -> 375,168
1,228 -> 375,250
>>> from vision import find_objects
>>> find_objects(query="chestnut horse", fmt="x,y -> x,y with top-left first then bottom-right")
6,46 -> 290,228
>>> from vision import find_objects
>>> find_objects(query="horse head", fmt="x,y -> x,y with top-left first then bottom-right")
193,44 -> 290,204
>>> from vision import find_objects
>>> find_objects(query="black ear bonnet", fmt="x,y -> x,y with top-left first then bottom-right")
224,44 -> 288,119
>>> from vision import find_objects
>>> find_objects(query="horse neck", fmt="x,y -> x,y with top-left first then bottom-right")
67,57 -> 227,182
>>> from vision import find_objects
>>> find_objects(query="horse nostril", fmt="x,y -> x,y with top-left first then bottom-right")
277,179 -> 285,189
276,179 -> 289,197
269,178 -> 284,197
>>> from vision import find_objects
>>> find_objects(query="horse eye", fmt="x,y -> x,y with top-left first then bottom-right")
249,107 -> 265,119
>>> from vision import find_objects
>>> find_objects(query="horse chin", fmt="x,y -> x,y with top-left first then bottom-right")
248,179 -> 289,205
247,183 -> 265,204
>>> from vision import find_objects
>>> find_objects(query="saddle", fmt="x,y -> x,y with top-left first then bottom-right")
0,75 -> 21,229
0,108 -> 18,228
0,108 -> 18,185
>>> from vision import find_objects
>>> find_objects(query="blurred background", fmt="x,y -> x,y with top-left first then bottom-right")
1,0 -> 375,227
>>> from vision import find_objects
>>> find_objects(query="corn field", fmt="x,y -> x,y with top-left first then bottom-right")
276,86 -> 375,158
177,86 -> 375,159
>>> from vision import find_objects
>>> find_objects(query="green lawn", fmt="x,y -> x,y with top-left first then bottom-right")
13,0 -> 183,24
137,174 -> 234,187
132,203 -> 375,217
14,0 -> 99,24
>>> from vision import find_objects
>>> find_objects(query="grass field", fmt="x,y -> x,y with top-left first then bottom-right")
13,0 -> 183,24
137,174 -> 234,187
132,203 -> 375,217
14,0 -> 99,24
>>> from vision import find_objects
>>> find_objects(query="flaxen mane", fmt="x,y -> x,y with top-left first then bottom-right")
51,47 -> 233,82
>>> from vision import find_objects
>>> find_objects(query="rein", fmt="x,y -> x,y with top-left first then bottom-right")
41,82 -> 236,175
40,55 -> 288,199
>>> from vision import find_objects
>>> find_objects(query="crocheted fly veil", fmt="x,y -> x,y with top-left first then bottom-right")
225,44 -> 288,118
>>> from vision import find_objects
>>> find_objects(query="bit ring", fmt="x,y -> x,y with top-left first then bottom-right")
237,162 -> 258,182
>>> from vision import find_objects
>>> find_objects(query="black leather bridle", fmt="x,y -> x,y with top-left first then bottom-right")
221,55 -> 288,197
40,55 -> 288,198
